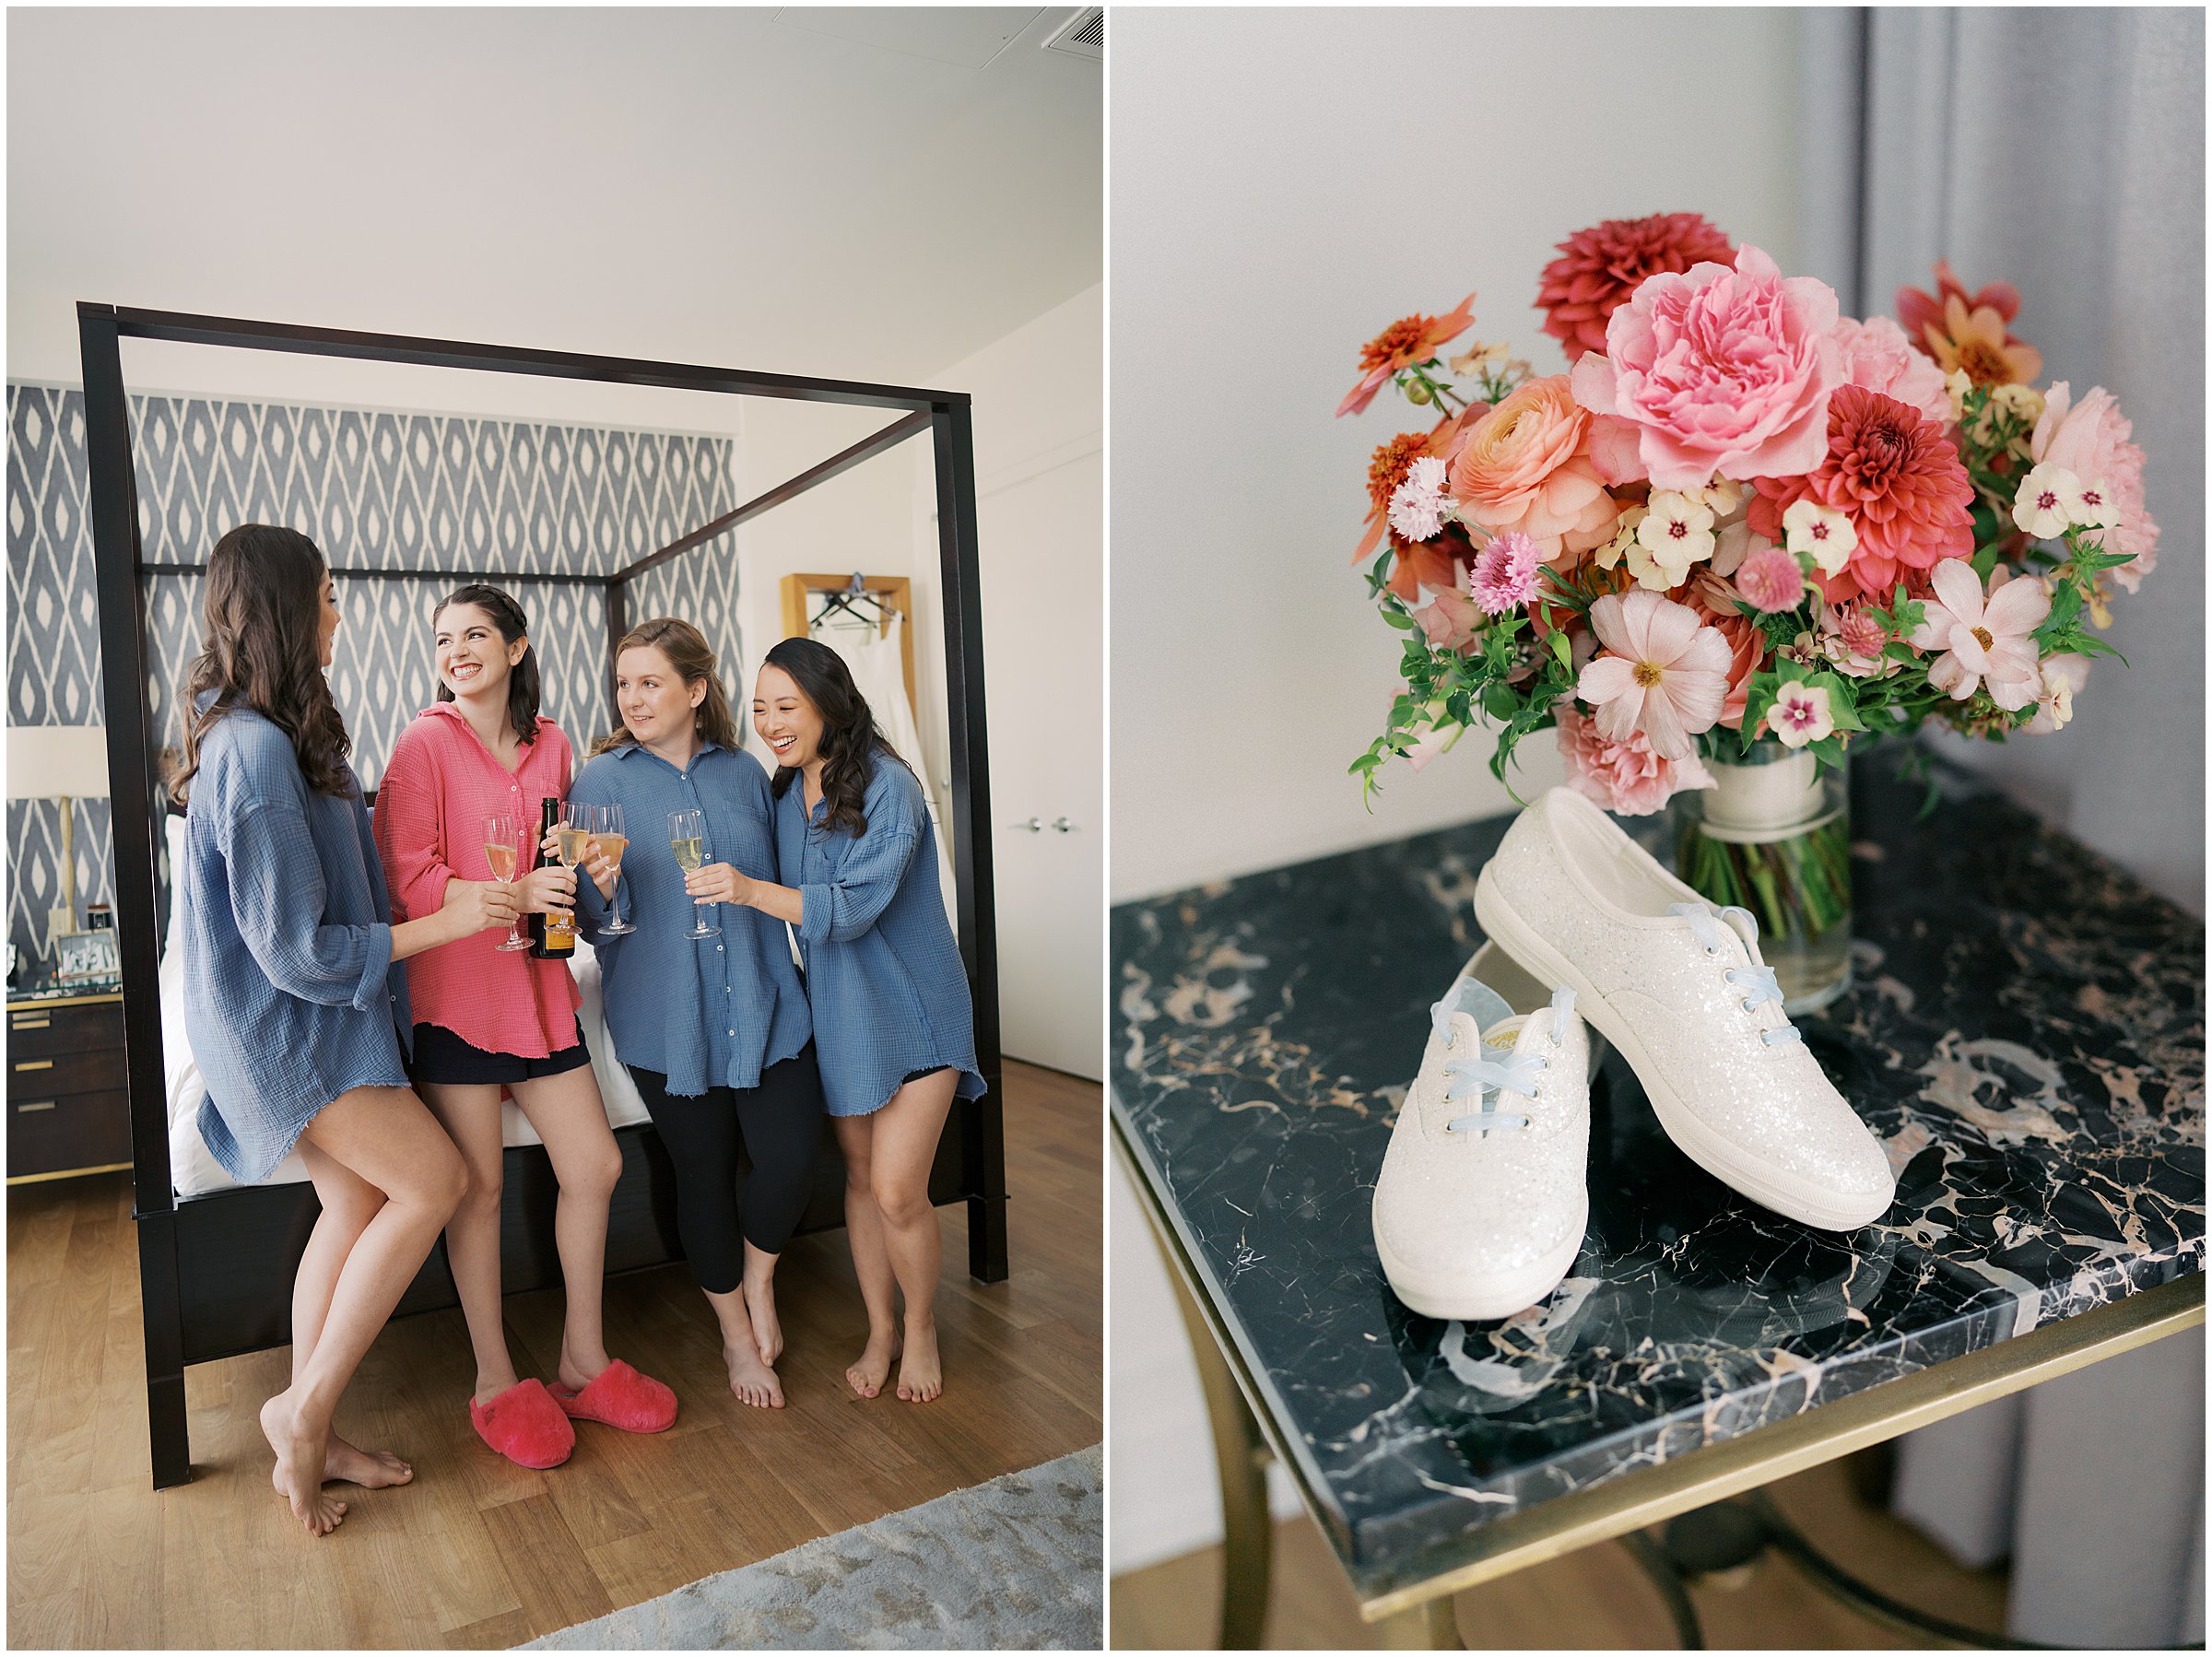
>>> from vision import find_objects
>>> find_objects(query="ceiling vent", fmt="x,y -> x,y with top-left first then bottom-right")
1042,7 -> 1101,62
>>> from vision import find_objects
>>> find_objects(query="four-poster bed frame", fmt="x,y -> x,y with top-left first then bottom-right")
76,302 -> 1006,1490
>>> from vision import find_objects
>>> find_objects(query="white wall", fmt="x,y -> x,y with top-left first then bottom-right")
1110,6 -> 1804,903
916,283 -> 1106,1076
1108,5 -> 1805,1571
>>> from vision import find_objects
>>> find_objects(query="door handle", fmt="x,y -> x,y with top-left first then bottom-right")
1007,817 -> 1042,832
1051,817 -> 1077,832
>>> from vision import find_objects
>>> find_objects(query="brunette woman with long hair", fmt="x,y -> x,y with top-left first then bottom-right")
371,584 -> 675,1466
701,637 -> 982,1404
567,618 -> 823,1409
173,524 -> 514,1534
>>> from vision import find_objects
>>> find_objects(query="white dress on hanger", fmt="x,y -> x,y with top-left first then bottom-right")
818,612 -> 959,936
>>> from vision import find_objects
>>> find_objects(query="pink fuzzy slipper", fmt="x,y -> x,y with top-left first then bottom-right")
547,1359 -> 678,1434
469,1378 -> 575,1469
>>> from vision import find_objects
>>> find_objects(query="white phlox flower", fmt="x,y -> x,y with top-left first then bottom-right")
1781,499 -> 1857,576
2012,463 -> 2084,539
1633,490 -> 1716,588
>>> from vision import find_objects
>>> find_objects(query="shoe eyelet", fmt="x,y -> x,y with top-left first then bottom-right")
1742,998 -> 1759,1014
1704,945 -> 1724,958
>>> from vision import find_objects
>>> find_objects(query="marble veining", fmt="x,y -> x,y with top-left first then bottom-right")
1112,747 -> 2204,1588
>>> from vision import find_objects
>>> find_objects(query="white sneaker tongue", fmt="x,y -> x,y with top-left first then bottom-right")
1452,978 -> 1516,1035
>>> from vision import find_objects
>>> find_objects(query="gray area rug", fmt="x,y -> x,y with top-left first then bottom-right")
524,1445 -> 1102,1650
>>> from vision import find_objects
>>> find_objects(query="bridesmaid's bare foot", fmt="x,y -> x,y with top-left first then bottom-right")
744,1275 -> 783,1367
261,1391 -> 347,1536
895,1320 -> 942,1404
845,1325 -> 901,1400
724,1340 -> 784,1409
323,1434 -> 412,1488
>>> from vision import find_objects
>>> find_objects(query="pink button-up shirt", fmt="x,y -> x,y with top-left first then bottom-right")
371,703 -> 582,1058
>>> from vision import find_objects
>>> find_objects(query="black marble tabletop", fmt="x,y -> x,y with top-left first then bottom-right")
1112,745 -> 2205,1584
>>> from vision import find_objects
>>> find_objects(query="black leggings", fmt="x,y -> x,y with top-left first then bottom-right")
628,1045 -> 826,1294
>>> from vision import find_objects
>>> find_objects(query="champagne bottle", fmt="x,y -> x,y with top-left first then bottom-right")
530,796 -> 576,959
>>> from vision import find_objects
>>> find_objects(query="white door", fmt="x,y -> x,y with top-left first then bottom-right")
978,446 -> 1103,1078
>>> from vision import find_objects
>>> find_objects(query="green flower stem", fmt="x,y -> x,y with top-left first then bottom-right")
1677,814 -> 1853,945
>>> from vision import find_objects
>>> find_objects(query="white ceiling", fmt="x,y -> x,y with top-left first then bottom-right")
5,6 -> 1101,439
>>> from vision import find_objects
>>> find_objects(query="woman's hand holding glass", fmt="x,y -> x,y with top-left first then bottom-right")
681,862 -> 751,909
441,873 -> 522,939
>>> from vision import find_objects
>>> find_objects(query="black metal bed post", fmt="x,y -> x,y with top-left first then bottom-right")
77,303 -> 192,1489
931,396 -> 1007,1284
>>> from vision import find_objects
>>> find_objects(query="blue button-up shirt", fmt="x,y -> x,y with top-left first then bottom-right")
775,753 -> 984,1118
569,739 -> 811,1097
181,707 -> 413,1184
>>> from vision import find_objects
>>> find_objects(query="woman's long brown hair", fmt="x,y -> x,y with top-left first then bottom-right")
761,636 -> 912,840
589,617 -> 741,757
171,524 -> 355,805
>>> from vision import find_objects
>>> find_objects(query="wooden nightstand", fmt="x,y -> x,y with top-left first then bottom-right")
7,967 -> 131,1184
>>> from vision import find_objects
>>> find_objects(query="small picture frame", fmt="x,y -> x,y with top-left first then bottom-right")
54,929 -> 120,982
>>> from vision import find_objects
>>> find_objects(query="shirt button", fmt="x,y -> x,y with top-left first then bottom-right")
726,1028 -> 735,1036
716,945 -> 724,953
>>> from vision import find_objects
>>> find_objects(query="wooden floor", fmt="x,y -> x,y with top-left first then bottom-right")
8,1060 -> 1101,1650
1112,1452 -> 2011,1650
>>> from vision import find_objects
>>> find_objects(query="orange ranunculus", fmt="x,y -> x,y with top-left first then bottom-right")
1338,293 -> 1477,417
1447,376 -> 1620,564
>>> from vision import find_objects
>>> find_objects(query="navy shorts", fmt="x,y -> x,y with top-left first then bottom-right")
411,1018 -> 592,1087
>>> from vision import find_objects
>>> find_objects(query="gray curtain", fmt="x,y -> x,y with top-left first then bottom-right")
1800,9 -> 2206,1645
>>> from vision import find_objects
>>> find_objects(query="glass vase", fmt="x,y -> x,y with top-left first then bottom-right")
1673,742 -> 1852,1014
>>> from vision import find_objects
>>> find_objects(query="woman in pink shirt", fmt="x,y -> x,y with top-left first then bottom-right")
372,583 -> 674,1468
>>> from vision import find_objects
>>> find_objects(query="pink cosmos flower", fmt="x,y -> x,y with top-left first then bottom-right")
1831,315 -> 1953,427
2030,382 -> 2159,591
1556,704 -> 1715,817
1909,558 -> 2049,711
1735,544 -> 1806,613
1576,588 -> 1733,760
1570,245 -> 1842,491
1468,531 -> 1543,616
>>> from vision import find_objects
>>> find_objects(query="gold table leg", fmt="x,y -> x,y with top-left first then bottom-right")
1376,1593 -> 1463,1648
1165,1245 -> 1275,1649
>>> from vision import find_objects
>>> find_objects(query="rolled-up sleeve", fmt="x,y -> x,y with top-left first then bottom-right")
370,732 -> 453,922
797,796 -> 921,947
228,799 -> 392,1010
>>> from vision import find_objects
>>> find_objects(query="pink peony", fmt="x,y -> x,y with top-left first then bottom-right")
1748,386 -> 1976,605
1831,315 -> 1953,427
1447,376 -> 1621,563
1556,703 -> 1715,817
2030,382 -> 2159,591
1576,588 -> 1733,759
1570,245 -> 1842,492
1468,531 -> 1543,615
1909,559 -> 2048,711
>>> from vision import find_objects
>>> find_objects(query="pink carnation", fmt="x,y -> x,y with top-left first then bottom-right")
1556,703 -> 1714,817
1468,531 -> 1543,615
1570,245 -> 1841,492
1832,315 -> 1952,427
2030,382 -> 2159,591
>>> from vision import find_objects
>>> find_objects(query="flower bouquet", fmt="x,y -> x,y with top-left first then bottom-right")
1344,215 -> 2158,1005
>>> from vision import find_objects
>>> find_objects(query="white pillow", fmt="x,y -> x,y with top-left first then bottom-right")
162,812 -> 188,964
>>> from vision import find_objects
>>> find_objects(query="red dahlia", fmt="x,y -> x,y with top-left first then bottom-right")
1747,386 -> 1977,605
1536,213 -> 1735,360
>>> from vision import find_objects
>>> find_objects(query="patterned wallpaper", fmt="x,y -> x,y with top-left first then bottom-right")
6,382 -> 742,966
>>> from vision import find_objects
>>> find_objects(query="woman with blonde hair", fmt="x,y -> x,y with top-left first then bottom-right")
569,617 -> 824,1409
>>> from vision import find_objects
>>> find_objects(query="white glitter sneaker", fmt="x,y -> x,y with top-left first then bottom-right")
1372,943 -> 1594,1320
1472,787 -> 1894,1231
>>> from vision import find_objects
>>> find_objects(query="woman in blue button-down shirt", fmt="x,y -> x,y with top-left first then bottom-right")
569,617 -> 823,1410
698,638 -> 982,1405
174,524 -> 516,1535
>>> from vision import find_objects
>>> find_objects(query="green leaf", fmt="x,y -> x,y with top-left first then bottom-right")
1381,606 -> 1417,630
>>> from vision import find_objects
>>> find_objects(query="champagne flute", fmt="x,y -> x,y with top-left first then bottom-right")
483,814 -> 531,952
593,803 -> 635,934
669,808 -> 719,939
556,801 -> 594,925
